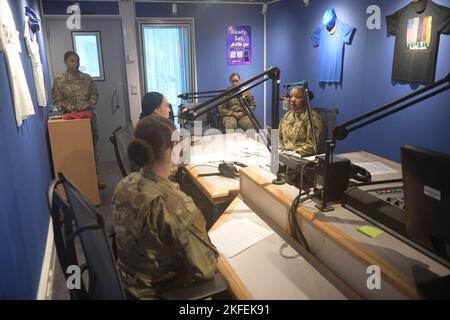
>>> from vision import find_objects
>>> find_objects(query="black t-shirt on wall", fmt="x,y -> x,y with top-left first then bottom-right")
387,0 -> 450,83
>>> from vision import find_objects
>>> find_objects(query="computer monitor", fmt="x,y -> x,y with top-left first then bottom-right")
401,145 -> 450,262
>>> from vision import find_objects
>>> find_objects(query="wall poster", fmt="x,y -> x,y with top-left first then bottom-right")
227,25 -> 251,65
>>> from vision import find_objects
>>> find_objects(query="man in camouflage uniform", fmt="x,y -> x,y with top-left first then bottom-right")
218,73 -> 256,131
52,51 -> 102,186
279,87 -> 322,156
112,167 -> 218,299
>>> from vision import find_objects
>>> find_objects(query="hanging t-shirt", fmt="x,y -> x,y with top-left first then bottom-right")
311,19 -> 355,83
387,0 -> 450,83
0,0 -> 35,127
24,13 -> 48,107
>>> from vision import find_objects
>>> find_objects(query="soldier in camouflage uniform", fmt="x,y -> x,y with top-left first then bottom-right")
218,73 -> 256,131
112,115 -> 218,299
279,87 -> 322,157
52,51 -> 103,186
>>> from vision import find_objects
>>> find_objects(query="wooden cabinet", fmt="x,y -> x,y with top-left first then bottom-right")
48,119 -> 101,205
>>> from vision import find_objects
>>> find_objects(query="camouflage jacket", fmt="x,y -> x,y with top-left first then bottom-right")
218,89 -> 256,117
112,168 -> 218,299
279,109 -> 322,156
52,71 -> 98,113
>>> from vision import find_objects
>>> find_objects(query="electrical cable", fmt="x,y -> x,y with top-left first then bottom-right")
287,160 -> 320,253
278,242 -> 300,259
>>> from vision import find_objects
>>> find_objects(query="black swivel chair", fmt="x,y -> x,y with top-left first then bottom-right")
313,108 -> 338,154
109,122 -> 138,177
48,173 -> 228,300
48,173 -> 126,300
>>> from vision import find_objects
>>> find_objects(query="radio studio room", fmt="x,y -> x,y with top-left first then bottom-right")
0,0 -> 449,302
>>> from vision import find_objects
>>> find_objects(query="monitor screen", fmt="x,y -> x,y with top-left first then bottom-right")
401,145 -> 450,262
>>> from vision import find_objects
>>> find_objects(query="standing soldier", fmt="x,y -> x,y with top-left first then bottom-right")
52,51 -> 104,189
218,72 -> 256,131
279,87 -> 322,156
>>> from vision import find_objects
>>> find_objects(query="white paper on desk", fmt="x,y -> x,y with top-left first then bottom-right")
353,161 -> 398,175
208,219 -> 274,258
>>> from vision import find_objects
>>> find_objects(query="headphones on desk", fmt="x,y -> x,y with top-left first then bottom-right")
350,163 -> 372,183
198,161 -> 248,179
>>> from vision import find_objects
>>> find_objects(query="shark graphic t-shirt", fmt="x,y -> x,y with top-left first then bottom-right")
387,0 -> 450,83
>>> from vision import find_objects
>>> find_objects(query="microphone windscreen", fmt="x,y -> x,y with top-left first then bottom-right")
303,80 -> 308,89
283,96 -> 290,111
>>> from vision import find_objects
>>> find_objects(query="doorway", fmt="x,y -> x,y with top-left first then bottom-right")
44,17 -> 129,163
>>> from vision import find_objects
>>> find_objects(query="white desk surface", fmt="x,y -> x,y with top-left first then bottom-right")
183,133 -> 271,203
210,196 -> 350,300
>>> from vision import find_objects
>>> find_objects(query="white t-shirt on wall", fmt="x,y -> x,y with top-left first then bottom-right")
0,0 -> 35,127
24,15 -> 47,107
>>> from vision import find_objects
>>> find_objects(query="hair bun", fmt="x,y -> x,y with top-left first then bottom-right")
128,138 -> 155,167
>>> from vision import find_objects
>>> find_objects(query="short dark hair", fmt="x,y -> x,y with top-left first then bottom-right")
229,72 -> 240,81
128,115 -> 176,168
140,92 -> 164,119
64,51 -> 79,62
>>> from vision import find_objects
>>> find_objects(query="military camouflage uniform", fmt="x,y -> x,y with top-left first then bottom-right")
218,90 -> 256,130
279,109 -> 323,157
112,167 -> 218,299
52,71 -> 99,168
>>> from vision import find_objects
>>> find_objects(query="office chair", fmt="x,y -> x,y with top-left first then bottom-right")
207,109 -> 225,133
313,108 -> 338,154
48,173 -> 126,299
109,122 -> 138,177
48,173 -> 228,300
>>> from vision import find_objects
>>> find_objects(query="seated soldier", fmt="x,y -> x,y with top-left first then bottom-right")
218,73 -> 256,130
279,87 -> 322,157
112,115 -> 218,299
140,91 -> 172,120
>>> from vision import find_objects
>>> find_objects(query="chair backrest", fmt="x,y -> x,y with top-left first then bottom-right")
313,107 -> 338,154
48,173 -> 126,300
207,108 -> 225,133
180,103 -> 224,135
109,122 -> 138,177
48,178 -> 88,299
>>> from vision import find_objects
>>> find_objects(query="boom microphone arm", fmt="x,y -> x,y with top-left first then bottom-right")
179,67 -> 281,129
317,73 -> 450,212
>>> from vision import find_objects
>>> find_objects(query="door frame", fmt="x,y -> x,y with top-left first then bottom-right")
41,15 -> 131,123
136,17 -> 198,102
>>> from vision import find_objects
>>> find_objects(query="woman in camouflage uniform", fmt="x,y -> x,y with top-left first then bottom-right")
112,115 -> 218,299
51,51 -> 104,188
279,87 -> 322,157
218,73 -> 256,130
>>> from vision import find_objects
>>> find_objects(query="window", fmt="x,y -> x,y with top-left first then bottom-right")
139,20 -> 196,120
72,31 -> 104,80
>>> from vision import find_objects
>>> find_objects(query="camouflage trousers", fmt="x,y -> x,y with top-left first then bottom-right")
222,115 -> 254,131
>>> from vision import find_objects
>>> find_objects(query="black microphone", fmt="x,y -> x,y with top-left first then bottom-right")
178,93 -> 188,100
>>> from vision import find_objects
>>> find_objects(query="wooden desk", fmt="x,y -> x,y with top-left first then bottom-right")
181,133 -> 270,226
209,196 -> 357,300
239,151 -> 450,299
48,119 -> 100,205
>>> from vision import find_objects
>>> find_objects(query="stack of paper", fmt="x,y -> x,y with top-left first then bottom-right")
209,219 -> 274,258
